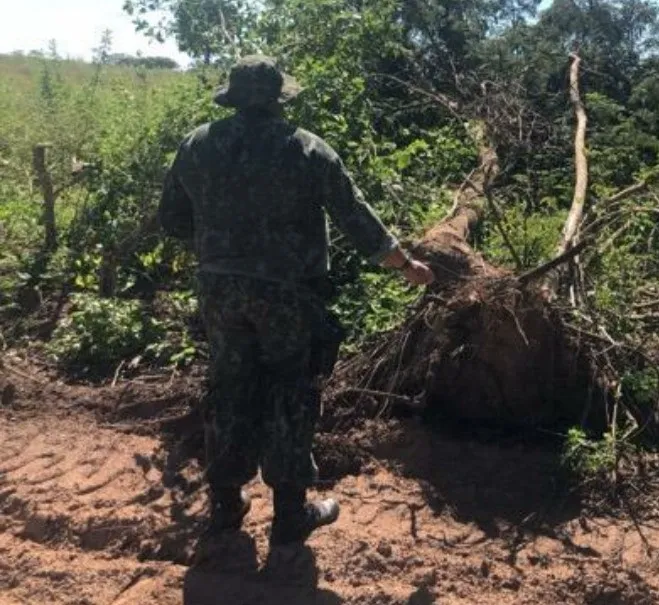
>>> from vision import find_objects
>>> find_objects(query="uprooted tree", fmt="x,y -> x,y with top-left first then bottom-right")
324,52 -> 658,440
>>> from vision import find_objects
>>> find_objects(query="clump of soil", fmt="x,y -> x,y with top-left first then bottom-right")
324,204 -> 611,434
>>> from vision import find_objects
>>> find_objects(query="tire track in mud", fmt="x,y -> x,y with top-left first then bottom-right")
1,406 -> 659,604
0,418 -> 193,557
0,414 -> 188,604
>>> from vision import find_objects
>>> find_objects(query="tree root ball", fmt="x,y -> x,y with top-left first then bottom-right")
325,215 -> 608,432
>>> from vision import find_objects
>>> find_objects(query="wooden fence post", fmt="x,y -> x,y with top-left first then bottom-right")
32,143 -> 57,251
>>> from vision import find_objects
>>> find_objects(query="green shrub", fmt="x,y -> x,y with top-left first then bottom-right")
48,293 -> 165,368
622,369 -> 659,410
333,268 -> 420,351
562,427 -> 619,477
144,289 -> 200,368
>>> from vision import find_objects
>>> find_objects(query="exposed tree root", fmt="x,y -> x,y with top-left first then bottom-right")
324,108 -> 655,436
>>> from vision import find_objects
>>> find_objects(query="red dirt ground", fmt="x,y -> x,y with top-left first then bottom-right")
1,352 -> 658,605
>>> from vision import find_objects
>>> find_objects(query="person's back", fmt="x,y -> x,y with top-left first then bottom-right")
172,109 -> 337,283
165,103 -> 406,286
159,55 -> 434,549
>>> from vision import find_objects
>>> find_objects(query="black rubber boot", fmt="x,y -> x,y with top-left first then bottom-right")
270,487 -> 340,546
208,487 -> 252,531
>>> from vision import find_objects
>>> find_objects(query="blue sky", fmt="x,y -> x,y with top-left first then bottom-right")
1,0 -> 553,65
0,0 -> 189,64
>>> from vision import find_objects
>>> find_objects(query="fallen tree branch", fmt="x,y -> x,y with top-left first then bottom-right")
111,360 -> 126,388
368,73 -> 462,120
633,300 -> 659,310
444,168 -> 479,220
484,187 -> 523,270
518,238 -> 590,285
628,313 -> 659,322
334,388 -> 426,411
596,181 -> 649,207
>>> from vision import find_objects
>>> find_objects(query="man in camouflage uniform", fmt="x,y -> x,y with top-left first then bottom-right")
159,55 -> 434,546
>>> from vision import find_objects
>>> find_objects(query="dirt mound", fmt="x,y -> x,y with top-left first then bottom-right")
321,197 -> 624,436
1,359 -> 659,604
327,276 -> 606,431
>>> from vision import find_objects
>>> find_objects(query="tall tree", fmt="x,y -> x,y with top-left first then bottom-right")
123,0 -> 257,65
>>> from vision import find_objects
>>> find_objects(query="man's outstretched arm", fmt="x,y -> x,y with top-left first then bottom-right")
321,154 -> 434,286
379,246 -> 435,286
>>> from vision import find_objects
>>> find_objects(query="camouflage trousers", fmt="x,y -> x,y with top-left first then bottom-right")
197,273 -> 334,491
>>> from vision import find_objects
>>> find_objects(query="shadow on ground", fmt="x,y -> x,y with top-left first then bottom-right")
370,418 -> 583,559
183,539 -> 343,605
151,401 -> 583,557
129,384 -> 588,596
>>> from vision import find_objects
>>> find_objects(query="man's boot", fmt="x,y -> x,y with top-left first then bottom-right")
209,486 -> 252,531
270,487 -> 340,546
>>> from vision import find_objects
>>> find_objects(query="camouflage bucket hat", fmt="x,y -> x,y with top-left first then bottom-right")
214,55 -> 302,108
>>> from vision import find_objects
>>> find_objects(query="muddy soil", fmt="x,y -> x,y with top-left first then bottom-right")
1,356 -> 658,605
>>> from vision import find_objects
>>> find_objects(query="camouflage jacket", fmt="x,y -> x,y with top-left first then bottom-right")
159,110 -> 398,284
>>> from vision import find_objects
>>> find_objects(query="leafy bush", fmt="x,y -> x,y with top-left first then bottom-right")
482,203 -> 566,269
47,290 -> 203,371
144,289 -> 201,368
48,293 -> 165,368
622,369 -> 659,436
333,269 -> 421,350
562,427 -> 620,477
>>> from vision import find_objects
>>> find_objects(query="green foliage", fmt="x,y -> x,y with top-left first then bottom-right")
144,290 -> 201,367
47,290 -> 201,370
482,203 -> 566,268
0,51 -> 205,355
622,369 -> 659,422
562,427 -> 619,477
48,294 -> 165,368
333,269 -> 420,349
107,54 -> 180,70
587,92 -> 659,187
584,193 -> 659,341
123,0 -> 257,65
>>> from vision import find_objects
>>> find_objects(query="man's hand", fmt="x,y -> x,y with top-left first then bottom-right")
401,259 -> 435,286
381,247 -> 435,286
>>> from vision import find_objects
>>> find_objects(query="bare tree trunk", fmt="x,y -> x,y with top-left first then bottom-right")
411,121 -> 508,287
99,249 -> 118,298
32,144 -> 57,251
558,53 -> 589,256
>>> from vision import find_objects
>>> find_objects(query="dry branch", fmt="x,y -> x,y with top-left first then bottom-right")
558,52 -> 589,257
518,238 -> 590,285
369,73 -> 462,120
598,181 -> 648,206
544,52 -> 590,303
335,388 -> 425,410
580,181 -> 650,237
